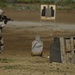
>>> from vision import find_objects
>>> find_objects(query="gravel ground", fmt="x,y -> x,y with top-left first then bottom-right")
0,9 -> 75,75
8,21 -> 75,31
0,21 -> 75,75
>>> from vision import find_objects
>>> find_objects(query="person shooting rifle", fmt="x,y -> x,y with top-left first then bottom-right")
0,9 -> 13,31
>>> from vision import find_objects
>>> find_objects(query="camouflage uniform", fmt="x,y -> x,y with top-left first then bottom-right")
0,9 -> 4,53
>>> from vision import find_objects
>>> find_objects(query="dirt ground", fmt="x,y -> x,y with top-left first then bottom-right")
4,9 -> 75,24
0,10 -> 75,75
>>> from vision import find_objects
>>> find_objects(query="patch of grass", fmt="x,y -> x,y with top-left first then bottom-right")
3,65 -> 22,69
0,1 -> 7,7
0,65 -> 22,69
0,66 -> 3,68
0,58 -> 14,63
17,0 -> 39,3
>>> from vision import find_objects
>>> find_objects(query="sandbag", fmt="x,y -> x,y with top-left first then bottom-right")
31,36 -> 43,56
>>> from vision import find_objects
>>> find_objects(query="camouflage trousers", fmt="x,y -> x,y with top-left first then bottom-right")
0,29 -> 4,53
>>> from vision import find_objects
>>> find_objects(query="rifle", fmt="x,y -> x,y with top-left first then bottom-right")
2,15 -> 13,24
0,15 -> 13,31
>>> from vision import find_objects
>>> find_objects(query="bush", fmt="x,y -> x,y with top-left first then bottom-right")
57,0 -> 74,6
5,0 -> 16,2
17,0 -> 34,3
0,0 -> 7,7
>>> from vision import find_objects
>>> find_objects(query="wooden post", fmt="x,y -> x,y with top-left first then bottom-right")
65,38 -> 71,63
60,37 -> 66,63
60,37 -> 75,64
71,37 -> 74,63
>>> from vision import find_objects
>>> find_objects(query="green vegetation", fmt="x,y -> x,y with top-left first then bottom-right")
0,58 -> 14,63
0,0 -> 75,10
57,0 -> 75,10
0,64 -> 22,69
16,0 -> 56,3
17,0 -> 36,3
16,0 -> 75,4
0,0 -> 7,7
3,65 -> 21,69
57,0 -> 74,6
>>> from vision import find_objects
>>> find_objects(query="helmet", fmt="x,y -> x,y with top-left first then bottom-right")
0,9 -> 4,15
